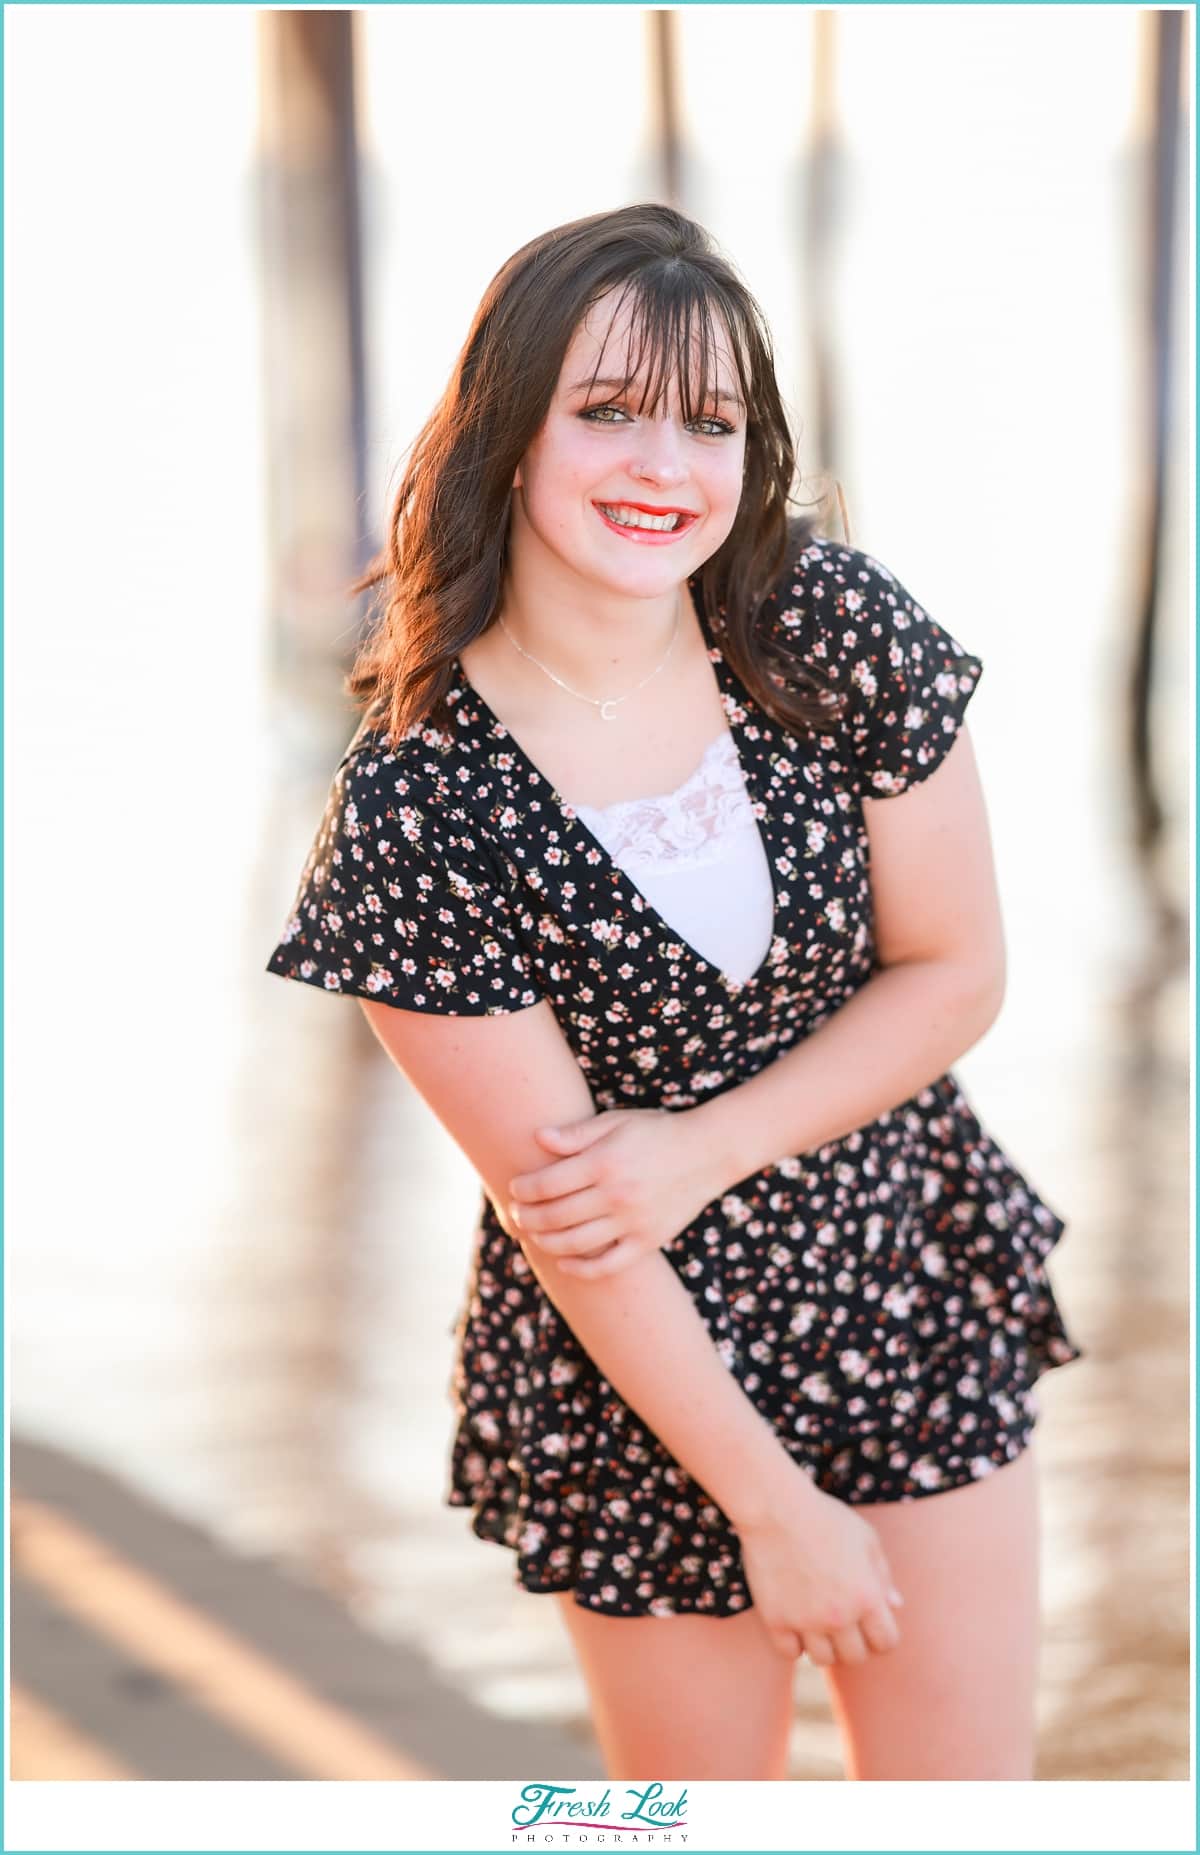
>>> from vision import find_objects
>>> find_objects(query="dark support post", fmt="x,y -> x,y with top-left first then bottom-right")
1127,9 -> 1185,966
802,9 -> 845,529
649,11 -> 683,208
258,10 -> 370,756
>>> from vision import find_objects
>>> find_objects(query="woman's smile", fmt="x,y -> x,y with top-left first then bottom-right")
592,499 -> 701,543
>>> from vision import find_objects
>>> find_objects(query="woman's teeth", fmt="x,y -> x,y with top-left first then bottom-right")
597,504 -> 685,531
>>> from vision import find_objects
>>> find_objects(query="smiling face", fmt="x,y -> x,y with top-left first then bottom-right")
509,285 -> 749,601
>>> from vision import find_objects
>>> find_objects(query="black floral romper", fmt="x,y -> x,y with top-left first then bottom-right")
267,536 -> 1084,1619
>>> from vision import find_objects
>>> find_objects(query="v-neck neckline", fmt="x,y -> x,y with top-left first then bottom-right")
449,576 -> 787,995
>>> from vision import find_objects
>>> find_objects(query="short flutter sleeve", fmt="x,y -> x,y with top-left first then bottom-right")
266,735 -> 545,1016
785,540 -> 984,798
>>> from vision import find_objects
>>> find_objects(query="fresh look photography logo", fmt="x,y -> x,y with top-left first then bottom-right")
510,1781 -> 689,1843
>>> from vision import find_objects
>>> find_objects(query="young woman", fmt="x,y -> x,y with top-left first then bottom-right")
267,203 -> 1084,1782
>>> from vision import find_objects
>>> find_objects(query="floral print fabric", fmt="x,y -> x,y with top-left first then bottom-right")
267,536 -> 1084,1618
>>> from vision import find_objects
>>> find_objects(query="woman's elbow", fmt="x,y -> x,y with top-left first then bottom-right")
958,944 -> 1007,1035
981,965 -> 1007,1032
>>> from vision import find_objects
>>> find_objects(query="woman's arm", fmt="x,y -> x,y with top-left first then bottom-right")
691,726 -> 1006,1185
358,993 -> 815,1532
508,728 -> 1008,1274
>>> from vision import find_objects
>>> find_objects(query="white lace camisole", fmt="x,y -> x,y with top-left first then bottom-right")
572,730 -> 775,983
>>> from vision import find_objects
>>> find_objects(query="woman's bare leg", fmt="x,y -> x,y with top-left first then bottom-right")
822,1444 -> 1041,1780
553,1594 -> 796,1780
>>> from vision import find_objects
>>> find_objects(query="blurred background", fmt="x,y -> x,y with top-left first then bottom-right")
7,1 -> 1192,1789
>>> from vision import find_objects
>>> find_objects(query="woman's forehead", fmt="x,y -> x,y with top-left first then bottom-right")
561,290 -> 743,401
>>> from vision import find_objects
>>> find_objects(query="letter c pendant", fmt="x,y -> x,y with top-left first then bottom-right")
599,700 -> 619,722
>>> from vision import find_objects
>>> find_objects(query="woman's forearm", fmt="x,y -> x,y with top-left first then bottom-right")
487,962 -> 997,1525
483,962 -> 996,1525
689,955 -> 1003,1194
500,1207 -> 811,1530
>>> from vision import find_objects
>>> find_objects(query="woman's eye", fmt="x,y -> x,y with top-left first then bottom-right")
580,405 -> 736,437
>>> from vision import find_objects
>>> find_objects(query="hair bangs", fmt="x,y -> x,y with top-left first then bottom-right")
587,271 -> 753,424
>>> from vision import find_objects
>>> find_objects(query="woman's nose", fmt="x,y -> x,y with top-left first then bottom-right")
629,423 -> 689,487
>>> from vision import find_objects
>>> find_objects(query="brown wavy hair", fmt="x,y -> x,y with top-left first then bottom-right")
346,202 -> 848,744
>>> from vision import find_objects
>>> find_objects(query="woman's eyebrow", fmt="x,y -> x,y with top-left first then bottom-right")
569,374 -> 746,410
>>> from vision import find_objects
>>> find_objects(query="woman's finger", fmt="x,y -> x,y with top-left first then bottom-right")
530,1211 -> 624,1254
859,1603 -> 902,1655
829,1623 -> 870,1665
868,1535 -> 897,1595
869,1535 -> 903,1608
801,1630 -> 836,1667
515,1189 -> 613,1237
557,1237 -> 636,1279
509,1154 -> 599,1208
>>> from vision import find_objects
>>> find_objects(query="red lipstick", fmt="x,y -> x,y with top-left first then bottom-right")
592,500 -> 701,545
607,500 -> 699,516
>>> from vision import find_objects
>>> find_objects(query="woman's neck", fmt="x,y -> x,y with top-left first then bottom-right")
498,581 -> 685,699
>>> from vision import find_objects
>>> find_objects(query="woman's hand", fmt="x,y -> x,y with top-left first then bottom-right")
506,1108 -> 724,1278
738,1472 -> 906,1666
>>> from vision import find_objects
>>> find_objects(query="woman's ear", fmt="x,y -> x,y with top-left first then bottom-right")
512,464 -> 523,491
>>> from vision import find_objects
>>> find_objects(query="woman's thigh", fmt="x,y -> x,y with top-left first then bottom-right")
552,1594 -> 796,1781
822,1443 -> 1042,1780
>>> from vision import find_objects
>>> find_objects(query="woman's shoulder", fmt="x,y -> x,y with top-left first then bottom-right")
760,530 -> 976,685
338,690 -> 477,787
331,696 -> 501,866
756,530 -> 984,795
761,532 -> 924,646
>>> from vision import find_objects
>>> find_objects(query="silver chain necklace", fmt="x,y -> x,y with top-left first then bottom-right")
496,603 -> 681,722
